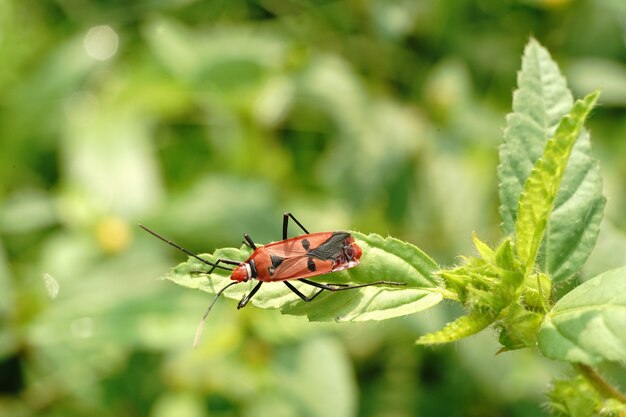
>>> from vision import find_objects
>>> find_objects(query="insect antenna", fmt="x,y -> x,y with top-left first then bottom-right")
193,281 -> 239,348
139,224 -> 233,272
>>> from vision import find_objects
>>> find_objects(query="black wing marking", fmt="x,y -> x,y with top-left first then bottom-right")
307,232 -> 350,261
270,254 -> 285,268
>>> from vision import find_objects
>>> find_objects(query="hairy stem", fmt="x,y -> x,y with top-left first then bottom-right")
575,364 -> 626,404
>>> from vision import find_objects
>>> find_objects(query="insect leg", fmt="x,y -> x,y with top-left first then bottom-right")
190,259 -> 241,274
237,281 -> 263,309
298,279 -> 406,292
191,264 -> 245,276
283,212 -> 310,239
208,258 -> 242,274
243,234 -> 257,250
284,281 -> 324,302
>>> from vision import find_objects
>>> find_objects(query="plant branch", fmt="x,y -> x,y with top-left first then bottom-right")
575,363 -> 626,404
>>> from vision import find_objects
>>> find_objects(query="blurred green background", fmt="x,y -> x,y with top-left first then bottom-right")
1,1 -> 625,416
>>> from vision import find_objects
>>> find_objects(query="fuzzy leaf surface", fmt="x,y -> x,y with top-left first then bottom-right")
166,232 -> 443,322
538,267 -> 626,365
514,91 -> 600,276
498,39 -> 605,284
416,313 -> 494,345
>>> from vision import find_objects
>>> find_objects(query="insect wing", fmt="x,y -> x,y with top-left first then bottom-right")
256,231 -> 361,282
306,231 -> 352,261
269,255 -> 335,281
262,232 -> 335,258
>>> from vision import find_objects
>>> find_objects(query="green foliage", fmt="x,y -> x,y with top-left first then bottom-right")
2,1 -> 626,416
167,232 -> 443,322
499,40 -> 605,285
418,79 -> 599,350
515,93 -> 600,275
415,40 -> 625,412
415,312 -> 494,345
539,267 -> 626,365
548,374 -> 626,417
499,39 -> 572,235
162,38 -> 625,414
549,375 -> 604,417
416,237 -> 523,344
420,40 -> 623,413
414,43 -> 606,354
514,91 -> 600,277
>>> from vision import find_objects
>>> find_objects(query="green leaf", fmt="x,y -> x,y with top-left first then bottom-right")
166,232 -> 443,322
420,238 -> 524,345
471,232 -> 495,260
496,303 -> 544,351
515,91 -> 599,276
416,312 -> 494,345
498,39 -> 605,284
538,267 -> 626,365
499,39 -> 573,236
548,372 -> 626,417
548,375 -> 602,417
438,237 -> 522,311
541,126 -> 605,286
521,272 -> 551,311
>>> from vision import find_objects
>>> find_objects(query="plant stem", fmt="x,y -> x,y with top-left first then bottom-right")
576,363 -> 626,404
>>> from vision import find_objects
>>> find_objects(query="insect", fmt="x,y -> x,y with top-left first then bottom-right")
140,212 -> 405,346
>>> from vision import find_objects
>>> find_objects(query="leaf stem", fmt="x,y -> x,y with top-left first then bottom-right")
575,363 -> 626,404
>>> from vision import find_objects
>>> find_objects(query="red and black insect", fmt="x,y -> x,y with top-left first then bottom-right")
140,213 -> 404,345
